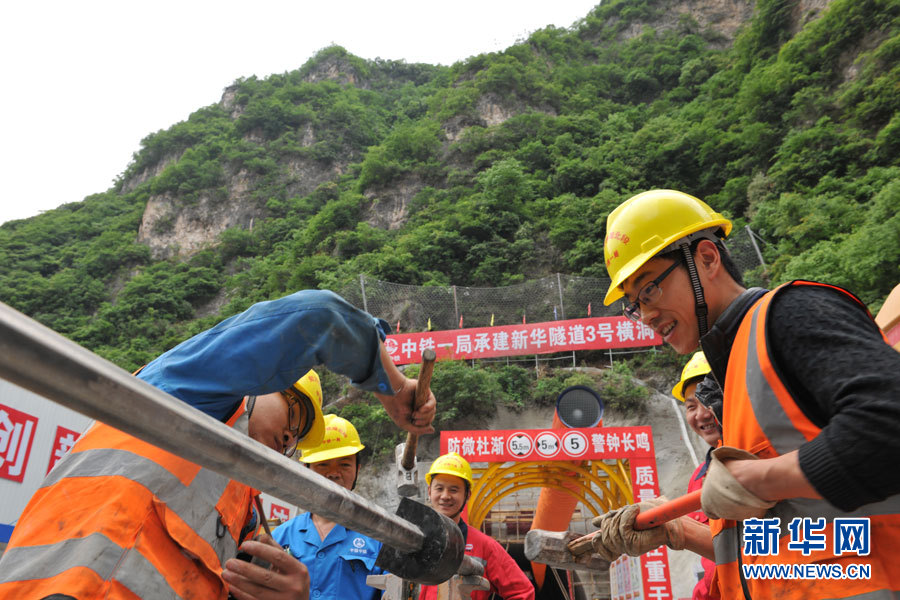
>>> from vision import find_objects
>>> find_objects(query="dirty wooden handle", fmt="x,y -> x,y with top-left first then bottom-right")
567,490 -> 703,555
400,348 -> 437,470
254,495 -> 272,536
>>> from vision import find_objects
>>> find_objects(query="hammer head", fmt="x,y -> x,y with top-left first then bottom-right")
396,442 -> 419,497
524,529 -> 611,572
376,497 -> 465,585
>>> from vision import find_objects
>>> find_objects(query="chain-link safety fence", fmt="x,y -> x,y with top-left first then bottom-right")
339,226 -> 766,340
728,225 -> 769,285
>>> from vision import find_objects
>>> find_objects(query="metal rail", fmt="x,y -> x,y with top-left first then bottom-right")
0,300 -> 424,554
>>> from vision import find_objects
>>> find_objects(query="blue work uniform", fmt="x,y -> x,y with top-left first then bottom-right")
136,289 -> 393,420
273,512 -> 384,600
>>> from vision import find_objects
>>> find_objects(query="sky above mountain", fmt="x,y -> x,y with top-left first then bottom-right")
0,0 -> 599,225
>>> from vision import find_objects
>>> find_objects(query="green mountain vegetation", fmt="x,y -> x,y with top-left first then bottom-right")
1,0 -> 898,438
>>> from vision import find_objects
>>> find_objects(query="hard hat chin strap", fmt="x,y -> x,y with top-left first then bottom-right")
680,244 -> 709,338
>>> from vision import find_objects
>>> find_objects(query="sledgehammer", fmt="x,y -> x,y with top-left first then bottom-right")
396,348 -> 437,497
525,490 -> 703,570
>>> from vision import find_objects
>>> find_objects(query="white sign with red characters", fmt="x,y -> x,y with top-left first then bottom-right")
0,380 -> 93,546
0,404 -> 39,483
385,317 -> 660,365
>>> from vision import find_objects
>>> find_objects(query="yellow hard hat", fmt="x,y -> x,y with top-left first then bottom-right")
672,351 -> 712,401
290,369 -> 326,452
299,414 -> 365,463
603,189 -> 732,305
426,452 -> 473,487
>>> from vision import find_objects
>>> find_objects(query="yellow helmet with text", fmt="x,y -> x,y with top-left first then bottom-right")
603,189 -> 732,305
299,414 -> 365,463
672,351 -> 712,401
290,369 -> 326,452
426,452 -> 473,487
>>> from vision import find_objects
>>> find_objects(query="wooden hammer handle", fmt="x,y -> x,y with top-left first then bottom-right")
567,532 -> 598,556
567,490 -> 703,555
400,348 -> 436,470
254,495 -> 272,536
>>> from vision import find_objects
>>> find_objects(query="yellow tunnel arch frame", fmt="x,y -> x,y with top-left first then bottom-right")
467,459 -> 636,531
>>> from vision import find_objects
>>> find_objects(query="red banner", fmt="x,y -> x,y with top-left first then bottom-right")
386,316 -> 660,365
608,450 -> 674,600
628,455 -> 674,600
440,426 -> 655,462
441,425 -> 673,598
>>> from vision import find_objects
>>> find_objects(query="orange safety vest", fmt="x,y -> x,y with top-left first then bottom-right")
0,400 -> 257,600
710,281 -> 900,600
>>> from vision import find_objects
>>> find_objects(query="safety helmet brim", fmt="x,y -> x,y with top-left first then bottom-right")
672,351 -> 712,401
299,413 -> 366,462
425,452 -> 474,487
299,444 -> 362,464
291,370 -> 326,452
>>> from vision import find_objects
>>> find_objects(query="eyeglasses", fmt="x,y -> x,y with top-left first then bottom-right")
622,258 -> 682,322
281,388 -> 311,458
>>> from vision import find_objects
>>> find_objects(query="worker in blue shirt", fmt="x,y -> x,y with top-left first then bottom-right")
273,414 -> 384,600
136,289 -> 432,425
0,289 -> 435,600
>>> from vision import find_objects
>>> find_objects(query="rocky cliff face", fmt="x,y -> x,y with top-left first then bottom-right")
605,0 -> 828,47
136,186 -> 257,260
607,0 -> 756,47
135,159 -> 349,260
128,0 -> 832,260
133,75 -> 352,259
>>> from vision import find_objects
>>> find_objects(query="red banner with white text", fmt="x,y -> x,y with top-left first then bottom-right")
385,316 -> 660,365
440,426 -> 655,462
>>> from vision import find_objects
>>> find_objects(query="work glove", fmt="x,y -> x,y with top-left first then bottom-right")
701,446 -> 776,520
589,497 -> 685,562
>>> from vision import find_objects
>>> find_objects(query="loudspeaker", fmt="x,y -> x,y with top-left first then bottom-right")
555,385 -> 604,428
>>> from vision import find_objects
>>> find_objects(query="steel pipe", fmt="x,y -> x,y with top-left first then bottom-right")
0,300 -> 425,554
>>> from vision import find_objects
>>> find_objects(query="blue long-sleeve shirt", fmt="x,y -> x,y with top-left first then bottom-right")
136,290 -> 393,421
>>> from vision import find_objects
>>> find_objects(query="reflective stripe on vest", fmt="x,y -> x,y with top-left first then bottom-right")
38,445 -> 240,564
711,281 -> 900,600
0,403 -> 254,599
0,532 -> 185,599
712,524 -> 739,565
